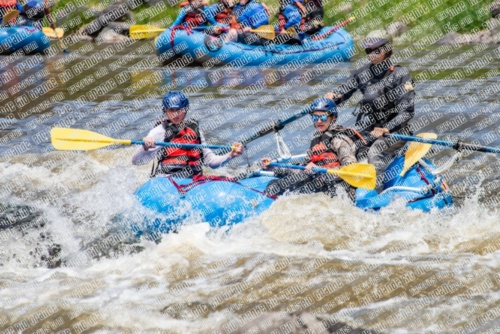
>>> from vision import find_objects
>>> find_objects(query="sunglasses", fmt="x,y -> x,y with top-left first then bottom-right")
311,114 -> 329,122
366,48 -> 382,55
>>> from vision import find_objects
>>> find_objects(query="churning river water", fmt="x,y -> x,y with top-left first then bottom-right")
0,40 -> 499,333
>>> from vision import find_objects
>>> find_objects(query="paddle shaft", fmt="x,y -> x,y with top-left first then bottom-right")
130,140 -> 232,150
312,16 -> 354,41
44,0 -> 69,53
241,107 -> 311,146
193,26 -> 282,34
269,162 -> 333,175
386,134 -> 500,154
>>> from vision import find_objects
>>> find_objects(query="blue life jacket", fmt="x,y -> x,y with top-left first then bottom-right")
233,0 -> 268,29
279,4 -> 301,29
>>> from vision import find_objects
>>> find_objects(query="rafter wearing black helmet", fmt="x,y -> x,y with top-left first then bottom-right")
325,30 -> 415,190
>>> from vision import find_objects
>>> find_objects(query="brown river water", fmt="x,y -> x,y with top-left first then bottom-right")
0,40 -> 499,333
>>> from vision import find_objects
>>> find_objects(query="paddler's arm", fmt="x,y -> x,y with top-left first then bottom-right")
131,125 -> 164,165
199,130 -> 243,168
325,71 -> 360,104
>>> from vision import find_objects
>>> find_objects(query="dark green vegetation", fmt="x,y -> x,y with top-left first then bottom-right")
50,0 -> 495,39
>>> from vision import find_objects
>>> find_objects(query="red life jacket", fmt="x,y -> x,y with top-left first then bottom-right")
179,1 -> 209,27
308,127 -> 357,168
215,7 -> 230,22
158,120 -> 204,176
309,140 -> 340,168
214,7 -> 239,28
0,0 -> 16,6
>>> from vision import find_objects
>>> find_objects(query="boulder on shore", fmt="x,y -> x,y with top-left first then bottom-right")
95,27 -> 134,43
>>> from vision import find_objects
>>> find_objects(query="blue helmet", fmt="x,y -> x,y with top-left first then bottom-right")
310,98 -> 337,117
23,0 -> 45,20
162,91 -> 189,110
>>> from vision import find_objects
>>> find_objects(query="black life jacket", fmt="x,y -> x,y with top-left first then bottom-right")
156,119 -> 204,176
305,0 -> 322,10
355,63 -> 402,130
307,126 -> 356,168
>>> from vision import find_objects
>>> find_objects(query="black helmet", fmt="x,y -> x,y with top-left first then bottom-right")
361,30 -> 392,53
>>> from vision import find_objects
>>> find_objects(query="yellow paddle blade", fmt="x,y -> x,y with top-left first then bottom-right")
130,25 -> 165,39
285,27 -> 297,35
400,133 -> 438,176
42,27 -> 64,39
51,128 -> 131,151
2,9 -> 19,24
250,25 -> 275,40
328,163 -> 376,190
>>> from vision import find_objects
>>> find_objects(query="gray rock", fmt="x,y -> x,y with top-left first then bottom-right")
79,20 -> 105,37
387,21 -> 407,37
484,18 -> 500,34
478,30 -> 492,44
338,2 -> 352,12
492,29 -> 500,43
95,27 -> 134,43
491,0 -> 500,18
434,32 -> 463,45
107,21 -> 132,36
459,30 -> 493,44
79,3 -> 133,37
77,34 -> 94,42
96,3 -> 131,23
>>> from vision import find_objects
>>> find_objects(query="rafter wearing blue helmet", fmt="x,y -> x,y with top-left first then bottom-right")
132,91 -> 244,178
261,97 -> 358,200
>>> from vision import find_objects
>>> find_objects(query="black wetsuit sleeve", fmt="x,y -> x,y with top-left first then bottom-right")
331,73 -> 360,104
384,71 -> 415,133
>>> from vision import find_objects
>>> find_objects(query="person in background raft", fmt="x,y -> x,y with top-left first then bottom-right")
223,0 -> 269,45
262,98 -> 357,201
302,0 -> 323,34
325,30 -> 415,189
273,0 -> 304,44
171,0 -> 220,30
131,91 -> 244,178
18,0 -> 45,29
207,0 -> 236,27
0,0 -> 22,25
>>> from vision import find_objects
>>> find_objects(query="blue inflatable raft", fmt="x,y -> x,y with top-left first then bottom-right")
0,25 -> 50,55
155,26 -> 355,66
134,156 -> 453,235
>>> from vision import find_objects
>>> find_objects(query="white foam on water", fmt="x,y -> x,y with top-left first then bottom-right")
1,149 -> 500,332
